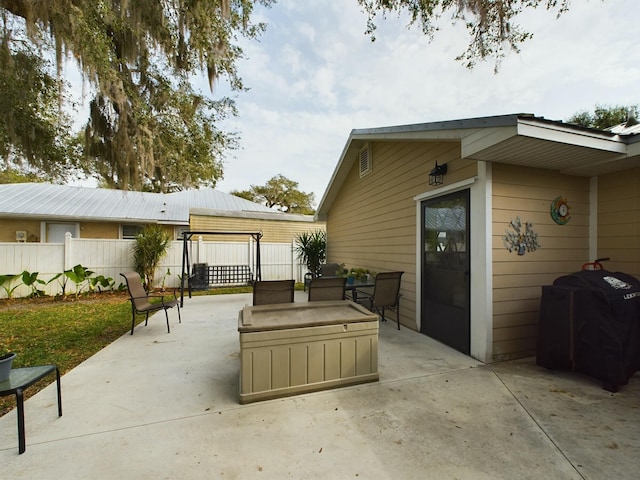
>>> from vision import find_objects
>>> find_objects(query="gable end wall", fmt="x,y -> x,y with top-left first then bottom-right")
326,140 -> 475,330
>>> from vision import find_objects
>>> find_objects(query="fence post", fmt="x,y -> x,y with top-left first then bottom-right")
64,232 -> 73,270
291,240 -> 296,281
197,235 -> 203,264
248,236 -> 254,276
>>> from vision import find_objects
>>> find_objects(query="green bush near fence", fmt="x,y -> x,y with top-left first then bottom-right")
0,265 -> 120,300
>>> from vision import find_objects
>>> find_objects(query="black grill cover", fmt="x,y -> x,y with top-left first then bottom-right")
536,270 -> 640,391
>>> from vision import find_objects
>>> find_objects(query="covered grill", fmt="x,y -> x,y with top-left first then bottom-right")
536,270 -> 640,392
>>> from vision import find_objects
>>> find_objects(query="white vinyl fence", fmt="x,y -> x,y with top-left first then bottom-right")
0,233 -> 307,299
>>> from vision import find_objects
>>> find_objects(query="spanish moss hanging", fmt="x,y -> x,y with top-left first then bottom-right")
503,217 -> 540,255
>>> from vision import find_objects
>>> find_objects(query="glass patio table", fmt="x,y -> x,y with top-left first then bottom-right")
345,277 -> 375,302
0,365 -> 62,454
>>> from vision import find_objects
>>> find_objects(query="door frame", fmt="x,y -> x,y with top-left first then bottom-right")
413,162 -> 493,362
420,188 -> 471,354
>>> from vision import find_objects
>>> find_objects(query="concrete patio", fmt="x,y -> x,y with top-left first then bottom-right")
1,292 -> 638,479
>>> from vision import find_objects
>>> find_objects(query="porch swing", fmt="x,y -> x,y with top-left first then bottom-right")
179,230 -> 263,307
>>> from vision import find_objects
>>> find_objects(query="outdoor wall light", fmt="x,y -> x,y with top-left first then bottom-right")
429,162 -> 448,186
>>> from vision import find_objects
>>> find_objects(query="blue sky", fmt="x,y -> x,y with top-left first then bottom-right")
207,0 -> 640,207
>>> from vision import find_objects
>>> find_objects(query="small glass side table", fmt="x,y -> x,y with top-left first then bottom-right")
0,365 -> 62,454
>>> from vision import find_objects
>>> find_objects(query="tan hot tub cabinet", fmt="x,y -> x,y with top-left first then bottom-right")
238,300 -> 379,404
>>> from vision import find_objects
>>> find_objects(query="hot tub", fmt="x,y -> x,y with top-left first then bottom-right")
238,300 -> 379,404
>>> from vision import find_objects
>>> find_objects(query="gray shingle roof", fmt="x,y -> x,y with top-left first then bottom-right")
0,183 -> 278,224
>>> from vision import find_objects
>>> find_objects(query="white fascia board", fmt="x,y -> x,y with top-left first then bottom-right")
626,139 -> 640,157
461,126 -> 518,158
517,121 -> 627,154
316,135 -> 358,219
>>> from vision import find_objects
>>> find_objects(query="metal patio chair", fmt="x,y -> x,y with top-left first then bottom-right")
320,262 -> 342,277
355,271 -> 404,329
308,277 -> 347,302
120,272 -> 181,335
252,279 -> 295,306
304,263 -> 343,291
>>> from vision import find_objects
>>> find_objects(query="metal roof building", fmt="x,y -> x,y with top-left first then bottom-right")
0,183 -> 279,225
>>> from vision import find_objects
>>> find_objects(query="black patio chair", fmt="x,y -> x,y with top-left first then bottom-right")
308,277 -> 346,302
355,271 -> 404,329
120,271 -> 181,335
252,279 -> 295,306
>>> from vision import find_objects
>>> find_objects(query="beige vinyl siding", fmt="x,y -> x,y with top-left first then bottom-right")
190,214 -> 323,244
0,219 -> 42,242
326,140 -> 475,330
597,168 -> 640,277
80,222 -> 121,239
492,163 -> 590,360
0,219 -> 124,241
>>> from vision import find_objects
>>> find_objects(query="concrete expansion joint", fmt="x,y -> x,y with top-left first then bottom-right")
487,364 -> 586,479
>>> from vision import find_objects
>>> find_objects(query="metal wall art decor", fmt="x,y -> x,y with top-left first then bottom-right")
503,216 -> 540,255
550,196 -> 571,225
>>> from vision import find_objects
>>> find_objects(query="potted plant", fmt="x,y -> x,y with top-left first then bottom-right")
345,267 -> 370,284
0,351 -> 16,382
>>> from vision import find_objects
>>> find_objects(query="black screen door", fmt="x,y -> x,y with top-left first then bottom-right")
421,190 -> 470,354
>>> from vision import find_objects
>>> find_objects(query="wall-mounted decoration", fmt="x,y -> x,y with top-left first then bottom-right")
503,217 -> 540,255
550,196 -> 571,225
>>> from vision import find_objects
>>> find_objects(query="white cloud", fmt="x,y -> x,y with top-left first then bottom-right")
211,0 -> 640,205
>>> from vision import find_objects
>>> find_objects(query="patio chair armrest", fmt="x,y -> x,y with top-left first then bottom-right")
353,288 -> 374,309
130,294 -> 151,301
147,294 -> 174,306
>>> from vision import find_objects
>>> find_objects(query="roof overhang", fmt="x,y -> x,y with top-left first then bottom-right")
316,114 -> 639,220
190,208 -> 317,223
0,211 -> 187,225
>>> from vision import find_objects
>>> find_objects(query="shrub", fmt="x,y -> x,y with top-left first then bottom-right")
132,225 -> 171,291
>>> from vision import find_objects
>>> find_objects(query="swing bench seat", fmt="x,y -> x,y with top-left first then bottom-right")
189,264 -> 253,291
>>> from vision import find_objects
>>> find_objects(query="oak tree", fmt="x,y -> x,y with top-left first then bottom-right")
358,0 -> 570,70
0,0 -> 273,191
231,175 -> 315,215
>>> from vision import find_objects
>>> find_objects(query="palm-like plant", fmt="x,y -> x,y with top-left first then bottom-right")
133,225 -> 171,292
294,230 -> 327,278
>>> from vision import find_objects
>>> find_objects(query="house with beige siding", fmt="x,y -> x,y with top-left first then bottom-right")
0,183 -> 322,244
189,208 -> 320,244
316,114 -> 640,363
